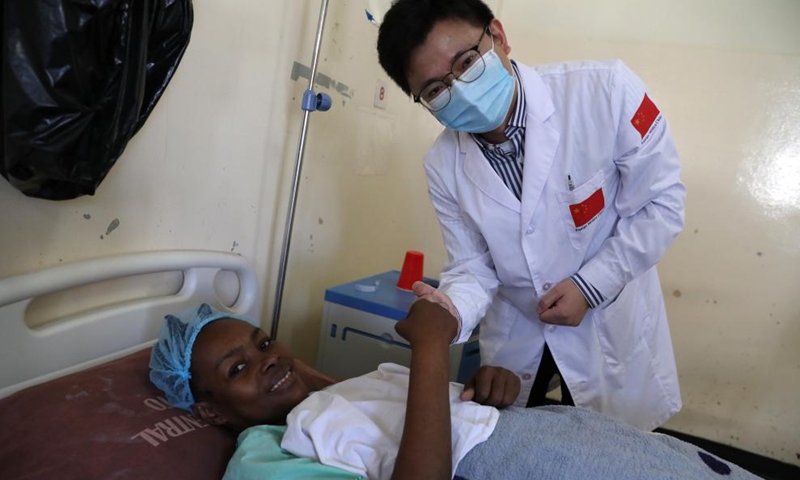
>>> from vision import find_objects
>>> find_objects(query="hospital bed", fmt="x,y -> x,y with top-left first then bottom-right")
0,251 -> 257,480
3,251 -> 795,480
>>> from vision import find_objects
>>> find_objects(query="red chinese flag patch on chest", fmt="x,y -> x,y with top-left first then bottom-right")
569,188 -> 605,229
631,94 -> 660,138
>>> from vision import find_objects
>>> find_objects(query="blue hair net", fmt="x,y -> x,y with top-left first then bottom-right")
149,303 -> 253,412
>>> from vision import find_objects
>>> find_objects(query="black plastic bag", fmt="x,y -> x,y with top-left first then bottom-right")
2,0 -> 193,200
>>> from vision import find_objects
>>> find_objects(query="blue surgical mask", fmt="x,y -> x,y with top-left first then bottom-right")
431,48 -> 515,133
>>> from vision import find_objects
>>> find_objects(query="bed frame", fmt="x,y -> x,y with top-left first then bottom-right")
0,250 -> 260,399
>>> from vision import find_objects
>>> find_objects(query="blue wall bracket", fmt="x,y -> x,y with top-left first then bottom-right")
301,89 -> 332,112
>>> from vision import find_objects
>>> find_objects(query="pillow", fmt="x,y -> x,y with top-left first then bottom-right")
0,348 -> 237,480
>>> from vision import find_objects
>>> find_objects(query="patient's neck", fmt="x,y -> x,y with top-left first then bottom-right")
294,359 -> 339,392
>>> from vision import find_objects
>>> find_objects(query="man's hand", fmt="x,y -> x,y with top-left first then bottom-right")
460,366 -> 520,408
537,278 -> 589,327
412,281 -> 460,321
395,298 -> 458,348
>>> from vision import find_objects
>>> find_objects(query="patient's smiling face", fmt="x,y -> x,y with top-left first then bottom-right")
189,319 -> 309,430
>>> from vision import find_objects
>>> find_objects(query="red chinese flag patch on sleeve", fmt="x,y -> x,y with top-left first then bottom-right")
631,93 -> 660,138
569,188 -> 605,229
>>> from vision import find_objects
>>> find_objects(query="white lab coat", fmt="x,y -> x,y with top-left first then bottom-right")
424,59 -> 685,431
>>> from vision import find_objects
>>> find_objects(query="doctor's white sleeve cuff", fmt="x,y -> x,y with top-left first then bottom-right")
445,291 -> 483,345
570,273 -> 606,309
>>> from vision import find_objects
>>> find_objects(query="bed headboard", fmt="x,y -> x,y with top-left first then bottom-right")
0,250 -> 260,398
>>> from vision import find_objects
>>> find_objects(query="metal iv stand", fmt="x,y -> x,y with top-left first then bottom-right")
270,0 -> 332,340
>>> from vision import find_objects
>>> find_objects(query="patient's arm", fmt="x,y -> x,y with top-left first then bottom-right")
391,300 -> 458,480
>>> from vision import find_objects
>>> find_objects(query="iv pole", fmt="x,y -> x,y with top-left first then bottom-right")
270,0 -> 332,340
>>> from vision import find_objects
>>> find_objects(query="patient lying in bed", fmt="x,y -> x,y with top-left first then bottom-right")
150,303 -> 758,480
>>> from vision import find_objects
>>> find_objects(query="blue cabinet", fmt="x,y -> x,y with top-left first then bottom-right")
316,271 -> 480,383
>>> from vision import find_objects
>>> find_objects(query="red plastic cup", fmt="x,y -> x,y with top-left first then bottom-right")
396,250 -> 424,291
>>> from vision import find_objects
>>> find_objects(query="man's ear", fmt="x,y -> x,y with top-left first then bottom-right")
488,18 -> 511,55
192,401 -> 229,426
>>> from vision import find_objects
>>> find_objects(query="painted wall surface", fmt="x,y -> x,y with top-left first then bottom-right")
266,0 -> 800,466
497,0 -> 800,466
1,0 -> 797,468
0,0 -> 448,380
0,0 -> 296,295
256,2 -> 437,365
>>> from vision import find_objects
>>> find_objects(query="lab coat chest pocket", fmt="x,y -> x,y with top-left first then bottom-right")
557,169 -> 609,250
593,280 -> 649,371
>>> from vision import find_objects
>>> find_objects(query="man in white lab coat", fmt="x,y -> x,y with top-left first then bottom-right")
377,0 -> 685,431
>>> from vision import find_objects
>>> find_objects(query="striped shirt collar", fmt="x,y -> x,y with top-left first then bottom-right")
472,61 -> 527,151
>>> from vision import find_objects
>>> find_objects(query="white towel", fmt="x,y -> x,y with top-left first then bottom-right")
281,363 -> 499,480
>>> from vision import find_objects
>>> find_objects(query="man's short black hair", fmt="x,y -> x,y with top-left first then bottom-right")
377,0 -> 495,96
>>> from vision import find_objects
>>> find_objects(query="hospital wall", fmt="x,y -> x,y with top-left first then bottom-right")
270,0 -> 800,466
0,0 -> 445,392
0,0 -> 797,467
491,0 -> 800,465
0,1 -> 298,296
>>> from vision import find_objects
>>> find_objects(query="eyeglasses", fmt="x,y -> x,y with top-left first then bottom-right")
413,27 -> 491,112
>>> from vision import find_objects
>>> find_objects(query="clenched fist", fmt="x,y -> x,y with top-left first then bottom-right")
537,278 -> 589,327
